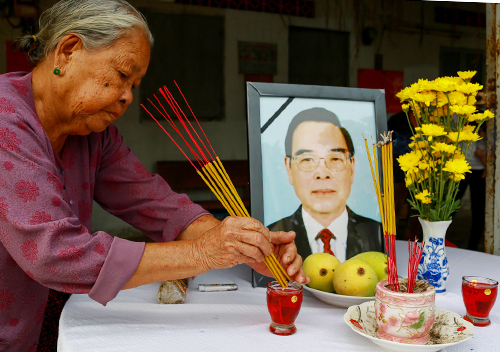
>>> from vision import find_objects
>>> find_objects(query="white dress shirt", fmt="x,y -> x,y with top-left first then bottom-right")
302,207 -> 348,262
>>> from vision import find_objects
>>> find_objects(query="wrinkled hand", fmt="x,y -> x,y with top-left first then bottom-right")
248,231 -> 310,285
192,216 -> 273,271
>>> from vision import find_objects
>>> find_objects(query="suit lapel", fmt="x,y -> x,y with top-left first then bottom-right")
292,206 -> 313,259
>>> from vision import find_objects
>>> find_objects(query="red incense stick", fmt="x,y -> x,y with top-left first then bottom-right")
407,238 -> 424,293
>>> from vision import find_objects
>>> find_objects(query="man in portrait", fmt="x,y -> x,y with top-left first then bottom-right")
268,107 -> 384,262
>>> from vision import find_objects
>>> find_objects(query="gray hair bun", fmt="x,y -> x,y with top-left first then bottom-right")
12,0 -> 153,65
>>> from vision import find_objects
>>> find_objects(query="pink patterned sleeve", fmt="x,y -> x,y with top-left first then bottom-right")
0,111 -> 144,303
93,126 -> 209,243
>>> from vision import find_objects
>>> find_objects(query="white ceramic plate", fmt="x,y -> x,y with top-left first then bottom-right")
344,301 -> 474,352
303,285 -> 375,308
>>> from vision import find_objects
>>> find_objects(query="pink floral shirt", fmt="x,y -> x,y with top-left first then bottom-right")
0,72 -> 208,351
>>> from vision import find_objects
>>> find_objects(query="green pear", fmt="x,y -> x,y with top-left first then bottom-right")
332,258 -> 378,297
351,251 -> 388,282
303,252 -> 341,292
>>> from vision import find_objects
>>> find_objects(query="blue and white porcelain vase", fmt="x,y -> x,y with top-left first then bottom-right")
417,218 -> 451,294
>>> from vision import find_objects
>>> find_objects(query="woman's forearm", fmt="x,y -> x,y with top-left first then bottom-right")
176,214 -> 220,241
122,215 -> 219,289
121,240 -> 208,289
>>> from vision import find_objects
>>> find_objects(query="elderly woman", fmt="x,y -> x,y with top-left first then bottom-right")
0,0 -> 308,350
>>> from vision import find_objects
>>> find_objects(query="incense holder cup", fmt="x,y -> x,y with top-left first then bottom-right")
266,281 -> 303,335
375,279 -> 436,345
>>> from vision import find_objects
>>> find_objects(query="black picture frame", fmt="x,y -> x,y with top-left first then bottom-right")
246,82 -> 388,287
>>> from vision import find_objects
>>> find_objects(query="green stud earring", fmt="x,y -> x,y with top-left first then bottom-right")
53,68 -> 61,75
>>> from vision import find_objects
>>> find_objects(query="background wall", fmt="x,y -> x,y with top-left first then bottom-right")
0,0 -> 487,238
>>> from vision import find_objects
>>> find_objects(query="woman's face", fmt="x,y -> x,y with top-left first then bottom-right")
60,30 -> 150,135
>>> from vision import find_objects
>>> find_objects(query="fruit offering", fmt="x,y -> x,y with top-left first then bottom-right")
303,251 -> 387,297
302,252 -> 341,292
332,258 -> 378,297
351,251 -> 388,282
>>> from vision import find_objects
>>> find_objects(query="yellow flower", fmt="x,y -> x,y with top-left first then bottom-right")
450,105 -> 477,116
405,174 -> 413,187
435,92 -> 448,108
456,82 -> 483,95
413,92 -> 436,107
409,138 -> 427,150
452,152 -> 466,161
467,95 -> 477,106
451,173 -> 466,182
432,77 -> 458,92
484,110 -> 495,119
449,76 -> 465,85
470,110 -> 496,122
421,169 -> 430,181
418,161 -> 429,170
447,128 -> 480,142
432,150 -> 443,159
447,131 -> 463,142
461,131 -> 481,142
398,151 -> 421,173
420,124 -> 447,137
460,125 -> 475,134
431,142 -> 457,154
442,158 -> 471,176
457,71 -> 477,80
402,104 -> 410,112
415,190 -> 433,204
417,79 -> 434,91
396,83 -> 420,102
447,91 -> 467,106
468,113 -> 484,122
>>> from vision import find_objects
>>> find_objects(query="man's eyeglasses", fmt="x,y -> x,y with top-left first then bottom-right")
291,152 -> 351,172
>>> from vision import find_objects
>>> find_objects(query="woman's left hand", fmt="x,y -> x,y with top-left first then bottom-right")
248,230 -> 310,284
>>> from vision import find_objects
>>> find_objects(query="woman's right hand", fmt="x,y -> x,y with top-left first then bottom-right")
191,216 -> 273,271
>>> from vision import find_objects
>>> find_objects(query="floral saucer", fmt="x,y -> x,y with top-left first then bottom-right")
344,301 -> 474,352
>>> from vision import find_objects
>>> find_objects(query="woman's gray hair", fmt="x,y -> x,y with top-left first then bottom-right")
15,0 -> 154,65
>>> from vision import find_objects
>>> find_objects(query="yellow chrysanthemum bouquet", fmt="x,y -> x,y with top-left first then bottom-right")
396,71 -> 494,221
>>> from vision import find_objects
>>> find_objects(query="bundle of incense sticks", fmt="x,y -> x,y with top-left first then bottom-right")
141,82 -> 291,288
407,238 -> 424,293
362,132 -> 399,292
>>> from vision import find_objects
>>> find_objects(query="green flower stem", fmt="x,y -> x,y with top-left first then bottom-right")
436,158 -> 445,218
442,180 -> 455,219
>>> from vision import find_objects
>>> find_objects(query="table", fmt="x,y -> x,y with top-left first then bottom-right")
58,241 -> 500,351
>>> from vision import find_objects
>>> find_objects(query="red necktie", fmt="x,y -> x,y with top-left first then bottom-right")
316,229 -> 336,256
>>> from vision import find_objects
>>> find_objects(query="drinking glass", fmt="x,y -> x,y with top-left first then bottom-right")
462,276 -> 498,327
266,281 -> 303,335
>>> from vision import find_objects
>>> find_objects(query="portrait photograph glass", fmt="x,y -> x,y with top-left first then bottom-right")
246,82 -> 388,287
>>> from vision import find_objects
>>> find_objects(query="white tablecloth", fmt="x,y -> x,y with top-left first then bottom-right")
58,241 -> 500,351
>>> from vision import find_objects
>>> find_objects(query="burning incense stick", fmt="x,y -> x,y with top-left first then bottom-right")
142,83 -> 290,287
363,133 -> 399,292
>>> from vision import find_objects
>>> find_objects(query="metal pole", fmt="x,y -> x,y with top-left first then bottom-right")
485,3 -> 499,255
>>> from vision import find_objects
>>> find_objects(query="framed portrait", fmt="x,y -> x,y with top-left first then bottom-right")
246,82 -> 388,287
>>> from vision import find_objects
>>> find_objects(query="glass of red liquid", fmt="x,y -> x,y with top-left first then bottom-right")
266,281 -> 303,335
462,276 -> 498,327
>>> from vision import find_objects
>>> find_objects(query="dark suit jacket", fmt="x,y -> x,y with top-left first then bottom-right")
268,206 -> 384,260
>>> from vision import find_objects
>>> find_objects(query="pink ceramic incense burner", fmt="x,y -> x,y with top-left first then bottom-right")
374,279 -> 436,344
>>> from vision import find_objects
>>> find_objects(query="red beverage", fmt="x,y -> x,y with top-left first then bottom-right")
266,281 -> 303,335
462,276 -> 498,327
